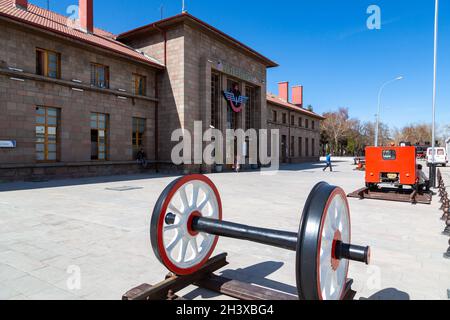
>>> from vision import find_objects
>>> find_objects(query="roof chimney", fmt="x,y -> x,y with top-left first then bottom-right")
13,0 -> 28,10
292,86 -> 303,107
278,82 -> 289,102
79,0 -> 94,34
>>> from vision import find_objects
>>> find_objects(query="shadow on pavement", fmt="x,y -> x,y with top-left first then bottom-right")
0,172 -> 180,193
183,261 -> 297,300
360,288 -> 410,300
0,160 -> 353,192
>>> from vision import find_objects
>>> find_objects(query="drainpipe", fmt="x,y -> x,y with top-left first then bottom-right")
288,111 -> 291,163
154,71 -> 160,173
153,24 -> 167,66
152,24 -> 166,173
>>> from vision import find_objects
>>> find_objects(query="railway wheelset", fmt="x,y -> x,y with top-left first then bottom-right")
150,174 -> 371,300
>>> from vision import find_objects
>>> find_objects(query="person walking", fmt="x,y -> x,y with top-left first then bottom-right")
323,152 -> 333,172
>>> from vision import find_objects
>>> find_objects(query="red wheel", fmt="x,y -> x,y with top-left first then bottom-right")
150,175 -> 222,275
297,182 -> 351,300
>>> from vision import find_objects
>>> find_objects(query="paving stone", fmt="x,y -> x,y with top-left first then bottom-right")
0,159 -> 449,300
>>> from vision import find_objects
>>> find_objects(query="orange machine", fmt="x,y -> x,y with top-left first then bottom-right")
365,146 -> 417,189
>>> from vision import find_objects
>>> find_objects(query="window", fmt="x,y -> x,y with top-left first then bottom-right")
312,121 -> 315,130
282,113 -> 287,124
211,73 -> 221,129
245,85 -> 256,130
281,135 -> 287,160
133,74 -> 146,95
298,137 -> 303,157
132,118 -> 146,158
91,63 -> 109,88
91,113 -> 108,160
305,119 -> 309,129
226,80 -> 239,129
290,136 -> 295,157
291,115 -> 295,126
36,107 -> 59,162
272,110 -> 277,122
312,138 -> 315,157
36,49 -> 61,79
305,138 -> 309,157
299,117 -> 303,127
382,150 -> 396,160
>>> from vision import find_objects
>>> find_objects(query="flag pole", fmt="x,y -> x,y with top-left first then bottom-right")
430,0 -> 439,188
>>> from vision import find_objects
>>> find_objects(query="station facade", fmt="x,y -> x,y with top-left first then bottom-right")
0,0 -> 324,181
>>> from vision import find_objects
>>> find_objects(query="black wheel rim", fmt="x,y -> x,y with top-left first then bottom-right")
296,182 -> 350,300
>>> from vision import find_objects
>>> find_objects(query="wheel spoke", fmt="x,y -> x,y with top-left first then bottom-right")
321,269 -> 332,299
166,232 -> 182,253
179,238 -> 189,262
192,184 -> 200,208
323,215 -> 334,240
336,262 -> 348,286
197,192 -> 210,212
168,204 -> 183,216
180,187 -> 189,210
329,272 -> 338,297
190,238 -> 199,256
164,223 -> 181,231
200,232 -> 212,248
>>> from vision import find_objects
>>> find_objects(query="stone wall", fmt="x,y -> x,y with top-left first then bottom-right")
0,20 -> 158,175
125,22 -> 269,167
267,103 -> 322,163
125,26 -> 185,163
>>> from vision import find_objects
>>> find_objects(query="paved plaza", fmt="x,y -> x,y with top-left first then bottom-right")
0,159 -> 449,300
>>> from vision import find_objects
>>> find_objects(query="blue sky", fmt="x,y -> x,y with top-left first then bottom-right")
32,0 -> 449,130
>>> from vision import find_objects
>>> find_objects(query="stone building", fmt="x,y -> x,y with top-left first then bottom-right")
0,0 -> 162,180
267,82 -> 325,163
0,0 -> 324,181
117,13 -> 278,170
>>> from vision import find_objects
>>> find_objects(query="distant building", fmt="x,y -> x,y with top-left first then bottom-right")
267,83 -> 324,163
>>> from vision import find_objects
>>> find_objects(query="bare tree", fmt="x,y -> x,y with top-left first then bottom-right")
321,108 -> 351,155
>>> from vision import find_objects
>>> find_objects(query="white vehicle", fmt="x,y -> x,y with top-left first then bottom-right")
427,147 -> 448,167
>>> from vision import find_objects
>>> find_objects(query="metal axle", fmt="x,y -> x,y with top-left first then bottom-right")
165,213 -> 370,265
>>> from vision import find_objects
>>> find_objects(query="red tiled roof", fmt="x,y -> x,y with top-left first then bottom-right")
0,0 -> 164,69
267,94 -> 325,120
117,12 -> 278,68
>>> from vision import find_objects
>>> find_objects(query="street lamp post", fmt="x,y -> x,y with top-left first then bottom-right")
430,0 -> 439,188
374,76 -> 403,146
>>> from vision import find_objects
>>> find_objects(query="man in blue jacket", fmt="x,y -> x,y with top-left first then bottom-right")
323,152 -> 333,172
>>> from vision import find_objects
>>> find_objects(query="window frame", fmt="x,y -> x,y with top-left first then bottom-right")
132,117 -> 146,157
290,136 -> 295,157
298,137 -> 303,157
36,48 -> 61,79
245,85 -> 256,130
90,112 -> 108,161
133,73 -> 147,96
305,137 -> 309,157
36,106 -> 59,162
382,150 -> 397,161
90,63 -> 110,89
211,72 -> 221,130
